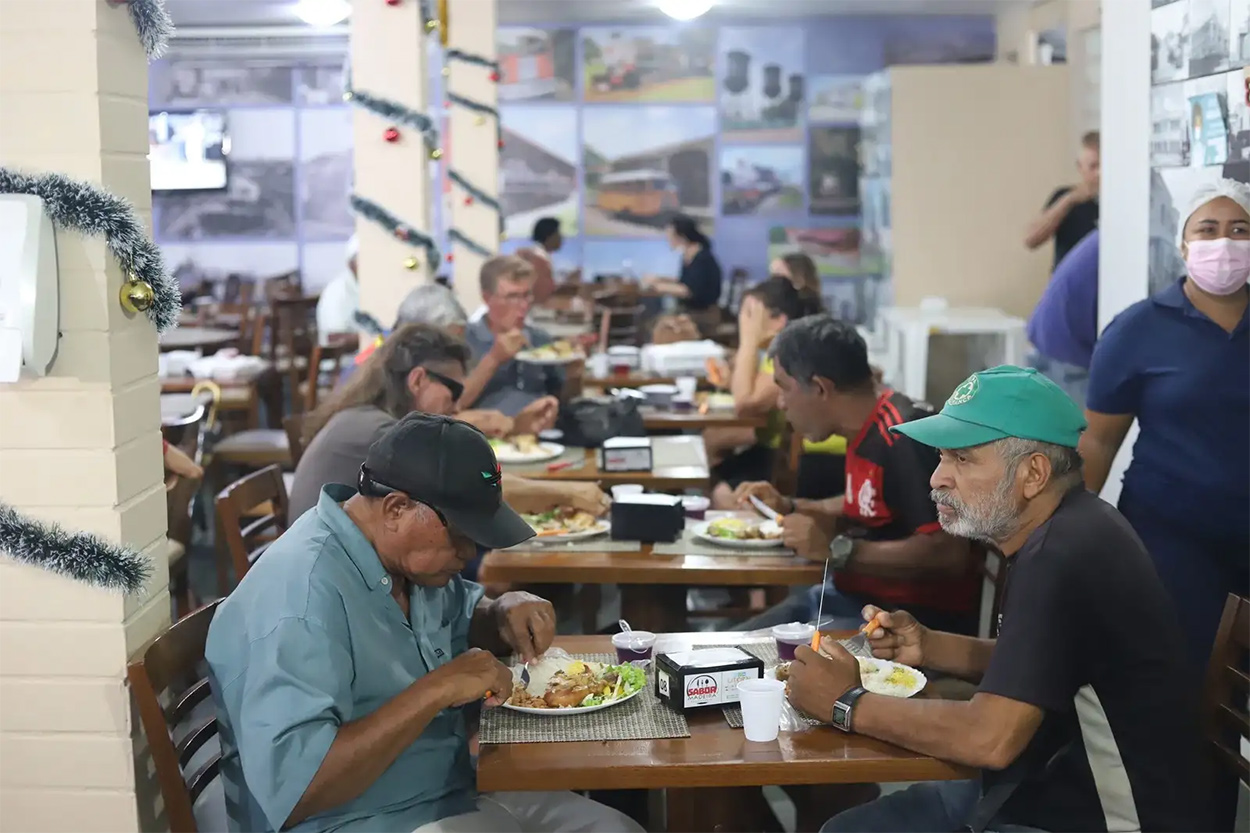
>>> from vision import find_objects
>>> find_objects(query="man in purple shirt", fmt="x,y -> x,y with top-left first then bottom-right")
1027,230 -> 1098,405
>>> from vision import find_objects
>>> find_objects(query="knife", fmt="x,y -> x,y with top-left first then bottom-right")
748,494 -> 782,522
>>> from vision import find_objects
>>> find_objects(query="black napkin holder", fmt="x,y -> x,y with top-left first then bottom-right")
610,495 -> 683,543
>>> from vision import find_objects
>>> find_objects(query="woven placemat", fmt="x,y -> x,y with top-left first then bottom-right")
500,447 -> 587,475
478,653 -> 689,745
652,526 -> 795,557
703,642 -> 824,729
501,535 -> 642,554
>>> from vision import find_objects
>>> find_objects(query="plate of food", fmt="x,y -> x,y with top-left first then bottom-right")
516,340 -> 584,365
776,656 -> 926,698
520,508 -> 610,543
489,435 -> 564,463
698,391 -> 736,411
504,655 -> 648,715
692,517 -> 785,549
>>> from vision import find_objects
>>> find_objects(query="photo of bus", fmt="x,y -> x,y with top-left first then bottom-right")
595,169 -> 681,222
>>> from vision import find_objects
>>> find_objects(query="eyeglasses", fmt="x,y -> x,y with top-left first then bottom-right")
359,465 -> 448,527
496,291 -> 534,304
422,367 -> 464,402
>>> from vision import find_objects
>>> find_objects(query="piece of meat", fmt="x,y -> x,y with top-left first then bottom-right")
544,685 -> 596,708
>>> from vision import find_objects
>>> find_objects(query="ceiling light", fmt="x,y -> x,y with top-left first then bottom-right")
295,0 -> 351,28
656,0 -> 715,21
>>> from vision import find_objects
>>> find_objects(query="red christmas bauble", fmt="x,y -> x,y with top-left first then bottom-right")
497,140 -> 505,150
446,253 -> 455,262
489,71 -> 500,82
383,127 -> 401,143
385,0 -> 401,6
394,227 -> 409,240
464,196 -> 474,206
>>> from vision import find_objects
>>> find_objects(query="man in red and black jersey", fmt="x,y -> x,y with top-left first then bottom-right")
736,315 -> 980,634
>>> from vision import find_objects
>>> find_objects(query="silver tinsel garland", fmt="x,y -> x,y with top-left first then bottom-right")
0,168 -> 181,333
0,502 -> 151,593
117,0 -> 174,60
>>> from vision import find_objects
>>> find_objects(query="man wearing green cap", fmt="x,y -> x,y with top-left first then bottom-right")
786,366 -> 1205,832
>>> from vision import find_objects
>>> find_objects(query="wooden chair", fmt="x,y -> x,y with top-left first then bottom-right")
214,465 -> 289,590
300,337 -> 355,412
283,414 -> 307,468
268,296 -> 320,412
165,473 -> 201,620
127,600 -> 224,833
1204,594 -> 1249,785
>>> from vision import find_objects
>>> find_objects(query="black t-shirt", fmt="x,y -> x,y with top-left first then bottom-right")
679,247 -> 723,310
979,488 -> 1207,832
1045,187 -> 1099,269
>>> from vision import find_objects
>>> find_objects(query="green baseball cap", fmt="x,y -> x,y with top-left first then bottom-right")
890,365 -> 1087,450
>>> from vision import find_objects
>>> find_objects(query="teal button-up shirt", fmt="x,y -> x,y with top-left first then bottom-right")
205,485 -> 484,833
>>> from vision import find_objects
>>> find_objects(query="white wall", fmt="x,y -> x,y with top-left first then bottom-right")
1096,0 -> 1152,505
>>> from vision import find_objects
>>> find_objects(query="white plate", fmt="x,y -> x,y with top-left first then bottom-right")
502,682 -> 644,715
492,441 -> 565,463
691,520 -> 785,550
526,520 -> 610,544
515,349 -> 585,365
855,657 -> 927,698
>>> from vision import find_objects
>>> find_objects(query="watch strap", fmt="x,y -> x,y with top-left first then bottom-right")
831,685 -> 868,732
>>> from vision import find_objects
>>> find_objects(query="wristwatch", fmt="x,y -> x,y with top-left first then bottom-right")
828,534 -> 855,570
831,685 -> 868,732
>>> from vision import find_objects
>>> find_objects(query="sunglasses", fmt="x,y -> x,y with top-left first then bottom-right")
422,367 -> 464,402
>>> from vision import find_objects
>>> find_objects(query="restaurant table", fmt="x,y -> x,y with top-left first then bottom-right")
640,408 -> 767,431
160,361 -> 281,429
178,310 -> 243,330
479,544 -> 820,632
584,373 -> 716,390
507,435 -> 709,491
160,393 -> 206,428
159,327 -> 239,354
476,631 -> 971,832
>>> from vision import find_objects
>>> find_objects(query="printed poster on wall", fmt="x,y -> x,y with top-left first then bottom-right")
1151,83 -> 1190,167
1189,91 -> 1229,165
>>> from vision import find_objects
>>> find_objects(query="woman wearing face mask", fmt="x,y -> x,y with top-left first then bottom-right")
1081,179 -> 1249,668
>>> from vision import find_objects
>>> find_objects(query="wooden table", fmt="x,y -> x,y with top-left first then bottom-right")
160,362 -> 280,429
178,310 -> 243,330
507,435 -> 709,491
159,327 -> 239,353
479,545 -> 821,632
641,408 -> 767,431
160,393 -> 206,428
477,632 -> 971,832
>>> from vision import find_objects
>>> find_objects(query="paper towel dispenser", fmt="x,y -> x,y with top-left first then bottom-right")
0,194 -> 60,382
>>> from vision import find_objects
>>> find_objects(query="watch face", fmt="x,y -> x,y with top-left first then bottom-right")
832,704 -> 849,727
831,536 -> 853,558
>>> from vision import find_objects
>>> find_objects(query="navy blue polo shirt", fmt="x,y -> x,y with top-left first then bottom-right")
1087,279 -> 1249,540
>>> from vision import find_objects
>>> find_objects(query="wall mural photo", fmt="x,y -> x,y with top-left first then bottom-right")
808,126 -> 861,216
582,106 -> 715,237
720,145 -> 804,216
581,27 -> 716,102
500,106 -> 580,238
498,28 -> 576,102
719,27 -> 806,143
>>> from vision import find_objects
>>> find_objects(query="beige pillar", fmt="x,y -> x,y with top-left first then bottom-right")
447,0 -> 500,315
0,1 -> 169,830
351,0 -> 433,327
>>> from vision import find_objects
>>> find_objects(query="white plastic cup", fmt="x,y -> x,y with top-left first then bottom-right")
589,352 -> 610,377
738,678 -> 786,742
675,375 -> 698,401
611,484 -> 644,500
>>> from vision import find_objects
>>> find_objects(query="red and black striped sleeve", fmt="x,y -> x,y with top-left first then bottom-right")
879,399 -> 943,535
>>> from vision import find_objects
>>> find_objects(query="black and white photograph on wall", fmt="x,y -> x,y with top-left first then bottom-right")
808,76 -> 864,123
296,63 -> 347,105
720,146 -> 804,216
582,106 -> 715,237
720,27 -> 806,143
1231,0 -> 1250,67
1151,83 -> 1191,167
880,17 -> 995,65
1036,28 -> 1068,64
299,108 -> 354,239
498,28 -> 576,102
808,126 -> 861,216
151,61 -> 295,108
1151,1 -> 1190,84
159,242 -> 300,293
1227,69 -> 1250,163
1189,0 -> 1232,77
156,109 -> 297,241
500,107 -> 579,238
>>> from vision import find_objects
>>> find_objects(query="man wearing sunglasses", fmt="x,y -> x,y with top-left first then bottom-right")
207,414 -> 642,833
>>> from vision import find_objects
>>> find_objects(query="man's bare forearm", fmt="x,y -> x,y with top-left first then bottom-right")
468,597 -> 509,655
921,629 -> 995,679
843,533 -> 970,579
851,694 -> 1007,770
287,675 -> 452,827
1024,193 -> 1077,249
793,495 -> 844,519
458,356 -> 500,409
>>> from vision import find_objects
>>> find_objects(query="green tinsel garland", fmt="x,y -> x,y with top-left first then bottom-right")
0,168 -> 181,333
349,194 -> 441,268
0,502 -> 151,593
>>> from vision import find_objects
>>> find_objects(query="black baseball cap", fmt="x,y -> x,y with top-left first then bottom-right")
359,413 -> 535,550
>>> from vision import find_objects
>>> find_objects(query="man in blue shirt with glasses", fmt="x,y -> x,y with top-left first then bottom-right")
206,414 -> 640,833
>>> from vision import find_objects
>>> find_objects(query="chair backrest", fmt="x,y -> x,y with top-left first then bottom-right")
215,465 -> 289,584
127,599 -> 223,833
283,414 -> 306,467
726,266 -> 751,311
1204,593 -> 1250,784
304,338 -> 355,412
165,473 -> 201,547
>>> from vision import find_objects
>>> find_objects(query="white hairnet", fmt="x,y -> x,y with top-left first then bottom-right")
1178,178 -> 1250,244
346,234 -> 359,262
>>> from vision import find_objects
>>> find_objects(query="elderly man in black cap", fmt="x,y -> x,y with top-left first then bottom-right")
206,414 -> 641,833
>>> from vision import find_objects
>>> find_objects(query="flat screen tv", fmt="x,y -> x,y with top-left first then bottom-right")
149,110 -> 229,192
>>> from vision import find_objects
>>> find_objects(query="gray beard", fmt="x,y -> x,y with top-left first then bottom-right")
931,476 -> 1020,545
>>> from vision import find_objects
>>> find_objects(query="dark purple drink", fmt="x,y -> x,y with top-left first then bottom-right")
611,631 -> 655,663
772,623 -> 814,662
